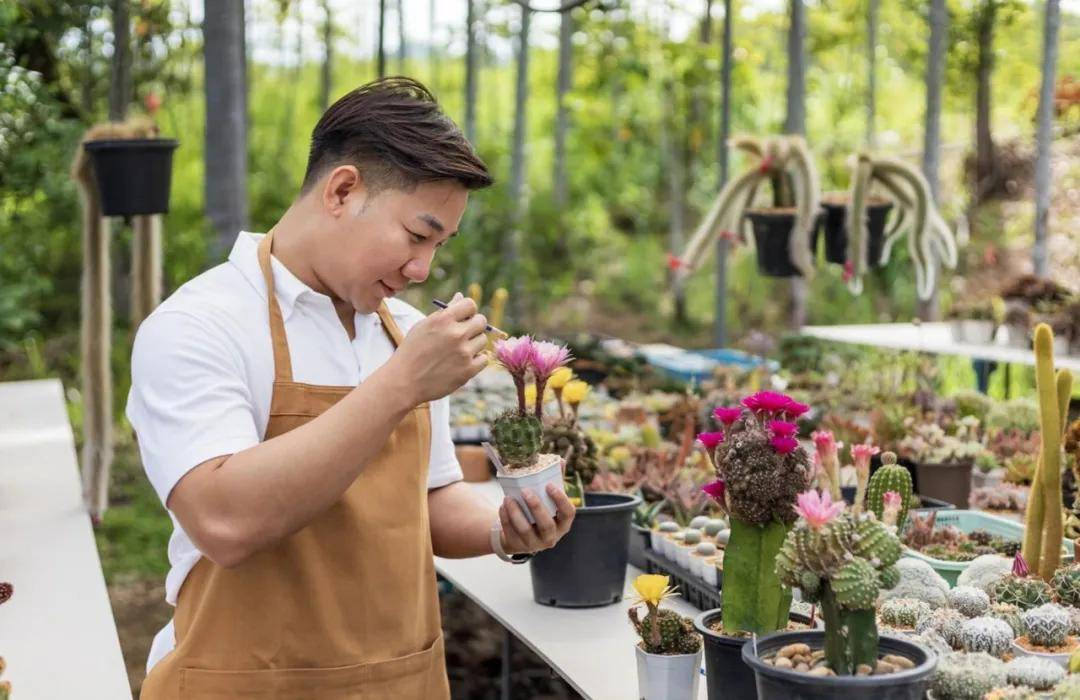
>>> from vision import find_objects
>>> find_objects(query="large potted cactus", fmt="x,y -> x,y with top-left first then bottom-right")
691,392 -> 814,699
741,487 -> 937,698
628,574 -> 703,700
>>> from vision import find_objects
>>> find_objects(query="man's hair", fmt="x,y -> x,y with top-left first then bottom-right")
301,77 -> 493,195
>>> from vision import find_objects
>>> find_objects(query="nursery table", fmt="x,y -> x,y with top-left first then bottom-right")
435,479 -> 709,700
0,379 -> 132,700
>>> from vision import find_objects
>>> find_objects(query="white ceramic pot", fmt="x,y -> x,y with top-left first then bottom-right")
650,529 -> 663,553
952,319 -> 995,344
995,323 -> 1030,349
635,645 -> 702,700
703,560 -> 718,586
689,556 -> 705,579
663,534 -> 684,560
495,454 -> 563,525
1010,641 -> 1071,668
677,545 -> 692,570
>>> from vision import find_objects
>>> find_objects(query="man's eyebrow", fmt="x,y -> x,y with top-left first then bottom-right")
418,213 -> 445,233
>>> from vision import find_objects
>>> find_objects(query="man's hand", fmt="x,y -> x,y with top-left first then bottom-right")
499,483 -> 577,555
389,292 -> 488,405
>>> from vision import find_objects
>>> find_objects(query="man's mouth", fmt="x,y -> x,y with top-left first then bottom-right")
378,281 -> 399,297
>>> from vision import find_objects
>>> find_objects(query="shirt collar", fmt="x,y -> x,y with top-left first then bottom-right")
228,232 -> 315,321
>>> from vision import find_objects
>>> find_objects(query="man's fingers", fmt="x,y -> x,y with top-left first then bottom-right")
461,313 -> 489,339
522,489 -> 557,545
548,482 -> 577,532
498,504 -> 527,552
446,296 -> 478,321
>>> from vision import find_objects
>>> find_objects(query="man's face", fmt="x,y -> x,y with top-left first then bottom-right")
316,173 -> 468,315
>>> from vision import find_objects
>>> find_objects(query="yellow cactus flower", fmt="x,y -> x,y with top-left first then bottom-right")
524,383 -> 538,408
632,574 -> 675,607
563,380 -> 591,405
548,367 -> 574,390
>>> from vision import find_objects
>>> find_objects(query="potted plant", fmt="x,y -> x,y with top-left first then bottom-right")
630,499 -> 667,571
1012,602 -> 1078,667
742,487 -> 937,698
628,574 -> 703,700
814,189 -> 892,266
528,370 -> 643,607
82,106 -> 178,217
947,301 -> 998,345
690,393 -> 814,699
486,336 -> 570,524
673,136 -> 820,280
897,416 -> 984,508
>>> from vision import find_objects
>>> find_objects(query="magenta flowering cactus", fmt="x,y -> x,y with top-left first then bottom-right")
697,431 -> 725,450
713,406 -> 742,426
494,335 -> 536,414
793,490 -> 845,529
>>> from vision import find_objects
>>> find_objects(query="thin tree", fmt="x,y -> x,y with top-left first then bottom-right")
109,0 -> 132,121
396,0 -> 407,73
204,0 -> 249,259
973,0 -> 999,202
377,0 -> 387,77
785,0 -> 808,329
429,0 -> 440,93
714,0 -> 733,346
320,0 -> 333,112
464,0 -> 478,144
866,0 -> 878,148
920,0 -> 947,321
504,5 -> 531,322
1033,0 -> 1061,277
553,7 -> 573,209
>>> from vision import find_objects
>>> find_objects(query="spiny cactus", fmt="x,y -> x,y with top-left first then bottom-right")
491,410 -> 543,469
960,615 -> 1016,657
931,651 -> 1007,700
1004,656 -> 1065,691
1022,603 -> 1072,649
629,607 -> 702,655
1067,606 -> 1080,637
542,416 -> 599,483
879,597 -> 931,629
866,451 -> 912,528
1051,676 -> 1080,699
1051,563 -> 1080,607
948,585 -> 992,617
984,685 -> 1039,700
957,554 -> 1014,593
1021,324 -> 1074,579
989,602 -> 1025,637
915,607 -> 965,649
990,556 -> 1056,611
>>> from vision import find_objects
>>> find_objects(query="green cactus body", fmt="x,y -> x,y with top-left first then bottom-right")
989,575 -> 1055,611
721,518 -> 792,635
850,515 -> 902,567
832,559 -> 881,610
1022,604 -> 1072,648
491,410 -> 543,468
820,584 -> 878,675
631,607 -> 703,655
866,452 -> 912,527
1051,564 -> 1080,607
879,598 -> 931,629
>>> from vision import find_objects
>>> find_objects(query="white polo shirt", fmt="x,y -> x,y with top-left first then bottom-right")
126,231 -> 462,672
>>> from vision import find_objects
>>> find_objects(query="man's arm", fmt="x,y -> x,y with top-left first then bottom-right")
428,480 -> 576,558
166,298 -> 489,568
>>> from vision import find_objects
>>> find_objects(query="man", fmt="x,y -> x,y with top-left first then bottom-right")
130,77 -> 576,699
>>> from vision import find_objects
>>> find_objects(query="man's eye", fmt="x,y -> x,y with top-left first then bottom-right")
408,230 -> 426,243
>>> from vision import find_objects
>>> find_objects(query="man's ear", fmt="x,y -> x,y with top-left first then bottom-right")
321,165 -> 364,217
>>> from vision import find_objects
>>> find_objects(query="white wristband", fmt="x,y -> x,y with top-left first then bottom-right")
490,521 -> 532,564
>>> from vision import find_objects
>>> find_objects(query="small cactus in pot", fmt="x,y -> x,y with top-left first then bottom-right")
1051,563 -> 1080,607
960,615 -> 1015,658
628,574 -> 702,700
1020,603 -> 1073,650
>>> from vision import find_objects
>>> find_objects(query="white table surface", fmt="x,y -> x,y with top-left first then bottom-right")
0,379 -> 131,699
435,480 -> 709,700
801,322 -> 1080,372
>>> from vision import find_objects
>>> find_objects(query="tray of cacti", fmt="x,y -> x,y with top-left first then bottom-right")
741,485 -> 938,699
628,574 -> 704,700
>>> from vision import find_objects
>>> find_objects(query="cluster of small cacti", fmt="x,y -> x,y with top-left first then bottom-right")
1004,655 -> 1066,691
948,585 -> 992,617
930,651 -> 1007,700
542,416 -> 600,483
960,615 -> 1016,657
1021,603 -> 1072,649
989,602 -> 1026,637
878,598 -> 931,629
1052,563 -> 1080,607
866,451 -> 912,528
915,607 -> 965,649
628,575 -> 702,656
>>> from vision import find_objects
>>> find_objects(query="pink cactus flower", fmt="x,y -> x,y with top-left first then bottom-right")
697,431 -> 725,450
529,340 -> 573,383
812,430 -> 838,452
882,491 -> 903,527
851,444 -> 881,471
794,489 -> 845,529
713,406 -> 742,426
784,399 -> 810,418
702,480 -> 726,503
1013,553 -> 1030,577
741,391 -> 795,414
768,420 -> 799,439
770,435 -> 800,455
494,336 -> 535,378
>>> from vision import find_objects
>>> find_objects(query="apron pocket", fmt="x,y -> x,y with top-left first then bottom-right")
179,635 -> 444,700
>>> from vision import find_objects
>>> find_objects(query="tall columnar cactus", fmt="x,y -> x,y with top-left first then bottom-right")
701,393 -> 813,636
775,490 -> 902,674
1021,324 -> 1075,579
867,451 -> 912,528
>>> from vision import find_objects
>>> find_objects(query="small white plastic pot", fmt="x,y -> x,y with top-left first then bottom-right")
677,545 -> 693,571
1010,641 -> 1072,668
635,645 -> 702,700
703,560 -> 719,586
495,453 -> 563,525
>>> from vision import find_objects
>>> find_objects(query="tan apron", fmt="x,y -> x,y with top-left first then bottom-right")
141,230 -> 450,700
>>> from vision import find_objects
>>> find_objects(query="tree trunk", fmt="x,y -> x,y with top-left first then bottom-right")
109,0 -> 131,121
320,0 -> 333,112
429,0 -> 440,93
377,0 -> 387,78
974,0 -> 997,202
504,6 -> 530,323
204,0 -> 249,260
464,0 -> 478,144
663,76 -> 687,325
786,0 -> 807,329
689,0 -> 713,175
866,0 -> 878,148
396,0 -> 407,74
553,8 -> 573,209
1033,0 -> 1060,277
919,0 -> 947,321
714,0 -> 733,347
82,16 -> 95,114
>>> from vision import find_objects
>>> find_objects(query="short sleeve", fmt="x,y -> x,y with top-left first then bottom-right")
126,310 -> 261,506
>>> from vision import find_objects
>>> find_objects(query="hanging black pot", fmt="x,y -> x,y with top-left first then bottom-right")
84,138 -> 179,217
814,196 -> 894,266
529,492 -> 641,607
748,208 -> 802,278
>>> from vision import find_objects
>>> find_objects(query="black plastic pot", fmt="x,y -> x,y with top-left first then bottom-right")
814,198 -> 894,266
741,630 -> 937,700
628,523 -> 651,571
748,209 -> 801,277
84,138 -> 179,216
530,492 -> 641,607
693,608 -> 817,700
914,461 -> 973,509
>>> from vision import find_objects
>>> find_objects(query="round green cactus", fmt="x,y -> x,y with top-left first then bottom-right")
630,608 -> 702,655
1022,603 -> 1072,648
831,558 -> 880,610
989,602 -> 1025,636
866,451 -> 912,526
961,616 -> 1016,658
989,574 -> 1055,611
850,514 -> 902,567
492,410 -> 543,468
878,597 -> 931,628
1051,563 -> 1080,607
915,607 -> 965,649
931,652 -> 1007,700
948,585 -> 992,618
1005,656 -> 1065,691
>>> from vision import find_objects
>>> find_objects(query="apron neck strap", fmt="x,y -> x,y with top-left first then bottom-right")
257,231 -> 294,383
375,301 -> 406,348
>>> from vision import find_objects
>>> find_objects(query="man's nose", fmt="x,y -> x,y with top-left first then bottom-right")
403,254 -> 432,283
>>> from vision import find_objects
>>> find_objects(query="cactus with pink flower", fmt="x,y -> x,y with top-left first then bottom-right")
697,392 -> 813,636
